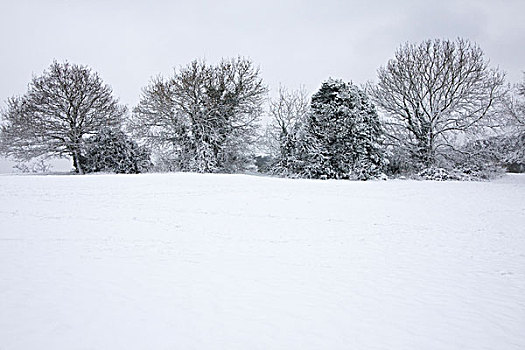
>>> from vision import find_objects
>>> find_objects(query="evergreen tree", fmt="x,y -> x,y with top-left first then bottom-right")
302,79 -> 385,179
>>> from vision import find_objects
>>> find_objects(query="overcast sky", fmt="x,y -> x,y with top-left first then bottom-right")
0,0 -> 524,171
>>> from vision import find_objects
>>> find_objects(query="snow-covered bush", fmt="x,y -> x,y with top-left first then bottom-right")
417,167 -> 459,181
83,128 -> 151,174
455,132 -> 525,176
500,132 -> 525,172
382,144 -> 418,176
417,164 -> 504,181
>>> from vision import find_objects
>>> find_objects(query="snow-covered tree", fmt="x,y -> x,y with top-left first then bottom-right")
504,73 -> 525,131
130,57 -> 267,173
301,79 -> 386,179
265,86 -> 310,175
0,61 -> 126,174
82,128 -> 151,174
371,39 -> 507,169
504,75 -> 525,171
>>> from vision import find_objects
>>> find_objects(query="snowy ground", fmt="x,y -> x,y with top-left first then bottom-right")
1,173 -> 524,350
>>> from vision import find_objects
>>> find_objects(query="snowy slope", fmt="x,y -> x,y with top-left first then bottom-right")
1,173 -> 524,350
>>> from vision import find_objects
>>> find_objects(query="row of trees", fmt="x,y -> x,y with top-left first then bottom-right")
1,38 -> 524,179
266,39 -> 523,179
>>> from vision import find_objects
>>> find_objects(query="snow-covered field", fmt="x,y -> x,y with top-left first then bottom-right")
1,173 -> 524,350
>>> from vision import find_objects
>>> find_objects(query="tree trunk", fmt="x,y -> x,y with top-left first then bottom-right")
72,151 -> 84,175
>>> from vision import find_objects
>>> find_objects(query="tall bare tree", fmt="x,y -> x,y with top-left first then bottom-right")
371,38 -> 506,167
0,61 -> 126,174
131,57 -> 267,172
265,86 -> 310,174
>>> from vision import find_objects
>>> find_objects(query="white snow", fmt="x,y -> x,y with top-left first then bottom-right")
1,173 -> 524,349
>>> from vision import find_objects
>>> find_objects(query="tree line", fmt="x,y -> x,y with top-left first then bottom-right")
1,38 -> 524,179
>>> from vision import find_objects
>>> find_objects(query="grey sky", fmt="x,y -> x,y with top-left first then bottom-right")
0,0 -> 524,172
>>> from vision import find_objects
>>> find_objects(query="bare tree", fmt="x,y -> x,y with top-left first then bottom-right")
0,61 -> 126,174
130,57 -> 267,172
265,86 -> 310,173
371,38 -> 507,167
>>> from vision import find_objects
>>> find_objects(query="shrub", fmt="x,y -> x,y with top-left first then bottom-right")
83,128 -> 151,174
